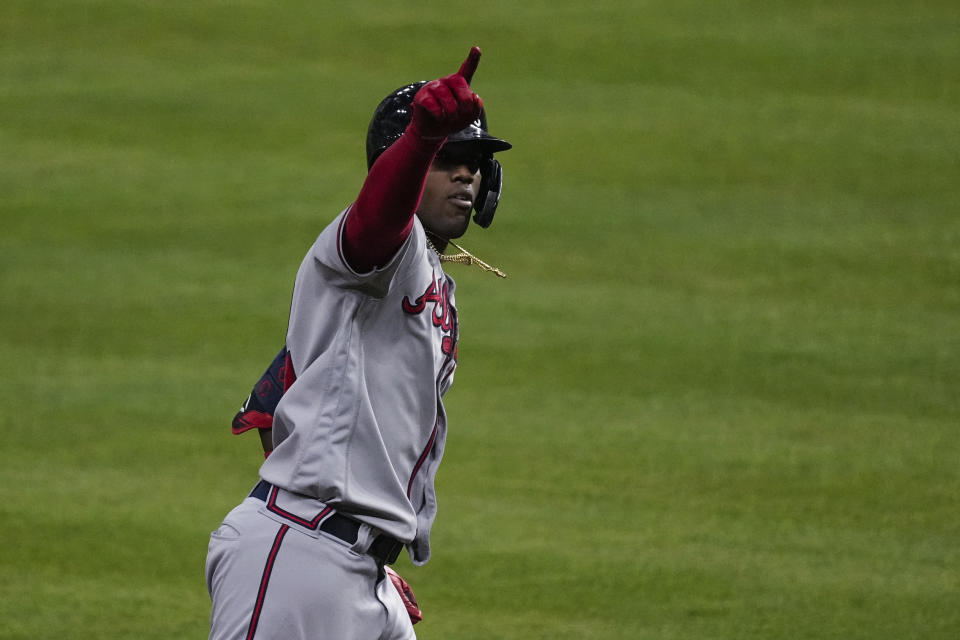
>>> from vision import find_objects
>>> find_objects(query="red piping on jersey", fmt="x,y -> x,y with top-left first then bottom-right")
439,359 -> 456,387
406,314 -> 458,497
266,486 -> 332,530
407,421 -> 439,498
246,524 -> 289,640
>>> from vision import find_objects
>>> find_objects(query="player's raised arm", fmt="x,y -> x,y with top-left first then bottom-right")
342,48 -> 484,273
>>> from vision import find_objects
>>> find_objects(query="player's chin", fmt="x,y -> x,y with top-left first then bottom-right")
439,208 -> 472,239
420,202 -> 472,240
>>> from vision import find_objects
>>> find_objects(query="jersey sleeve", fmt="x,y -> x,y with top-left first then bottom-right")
308,209 -> 423,299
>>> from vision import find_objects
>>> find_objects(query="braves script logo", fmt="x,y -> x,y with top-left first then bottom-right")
402,273 -> 457,357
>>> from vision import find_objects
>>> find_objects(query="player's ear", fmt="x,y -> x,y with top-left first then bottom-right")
472,157 -> 502,229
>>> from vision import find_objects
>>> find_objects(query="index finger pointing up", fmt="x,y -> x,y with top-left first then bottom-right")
458,46 -> 482,85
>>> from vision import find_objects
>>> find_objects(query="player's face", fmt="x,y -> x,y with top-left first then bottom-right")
417,145 -> 484,240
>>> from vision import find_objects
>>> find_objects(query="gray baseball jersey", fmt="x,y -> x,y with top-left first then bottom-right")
259,209 -> 457,566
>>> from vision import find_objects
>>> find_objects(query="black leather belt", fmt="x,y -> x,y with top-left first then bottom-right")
249,480 -> 403,565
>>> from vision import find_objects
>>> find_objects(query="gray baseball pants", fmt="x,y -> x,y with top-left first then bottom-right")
205,494 -> 415,640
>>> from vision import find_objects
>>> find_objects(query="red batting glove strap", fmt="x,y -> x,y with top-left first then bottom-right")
230,409 -> 274,434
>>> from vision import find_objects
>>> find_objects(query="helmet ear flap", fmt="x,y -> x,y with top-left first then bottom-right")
472,157 -> 503,229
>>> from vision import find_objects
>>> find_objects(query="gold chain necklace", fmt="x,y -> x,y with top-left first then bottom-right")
426,237 -> 506,278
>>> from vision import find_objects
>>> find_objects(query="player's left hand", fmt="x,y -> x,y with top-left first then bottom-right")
408,46 -> 484,141
385,566 -> 423,625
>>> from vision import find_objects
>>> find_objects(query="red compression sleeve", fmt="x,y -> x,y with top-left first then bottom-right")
342,130 -> 442,272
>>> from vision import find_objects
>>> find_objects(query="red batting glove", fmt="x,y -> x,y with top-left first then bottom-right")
408,46 -> 484,141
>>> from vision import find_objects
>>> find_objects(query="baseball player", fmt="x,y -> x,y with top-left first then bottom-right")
205,47 -> 512,639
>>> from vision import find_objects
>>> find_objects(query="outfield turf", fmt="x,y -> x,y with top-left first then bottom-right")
1,1 -> 958,638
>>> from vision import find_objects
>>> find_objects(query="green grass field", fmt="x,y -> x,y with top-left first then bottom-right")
2,1 -> 958,638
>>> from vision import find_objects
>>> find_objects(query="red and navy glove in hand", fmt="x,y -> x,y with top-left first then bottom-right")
408,46 -> 484,141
